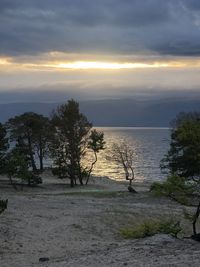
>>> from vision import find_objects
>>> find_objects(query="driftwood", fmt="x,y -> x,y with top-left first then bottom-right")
0,199 -> 8,214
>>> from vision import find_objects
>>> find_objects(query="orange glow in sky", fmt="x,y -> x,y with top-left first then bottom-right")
0,55 -> 199,72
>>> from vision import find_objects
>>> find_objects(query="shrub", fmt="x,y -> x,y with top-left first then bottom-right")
150,175 -> 193,205
120,218 -> 182,239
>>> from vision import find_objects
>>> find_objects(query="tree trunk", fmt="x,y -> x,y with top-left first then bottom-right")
29,149 -> 36,171
85,152 -> 97,185
193,199 -> 200,236
39,146 -> 43,171
39,155 -> 43,171
39,138 -> 44,171
70,178 -> 74,187
79,177 -> 83,185
28,136 -> 37,171
78,161 -> 83,185
8,175 -> 17,190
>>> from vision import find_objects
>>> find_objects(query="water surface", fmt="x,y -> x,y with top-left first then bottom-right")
92,127 -> 170,182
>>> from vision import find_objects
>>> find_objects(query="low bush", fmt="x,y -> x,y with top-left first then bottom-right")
150,175 -> 194,205
120,218 -> 182,239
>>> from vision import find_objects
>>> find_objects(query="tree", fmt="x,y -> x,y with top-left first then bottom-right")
159,112 -> 200,238
32,115 -> 54,171
3,148 -> 42,189
51,99 -> 104,187
161,112 -> 200,179
109,141 -> 136,192
6,112 -> 53,172
0,123 -> 8,213
85,129 -> 106,185
0,123 -> 9,173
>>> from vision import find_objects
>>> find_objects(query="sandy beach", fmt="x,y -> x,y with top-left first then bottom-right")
0,173 -> 200,267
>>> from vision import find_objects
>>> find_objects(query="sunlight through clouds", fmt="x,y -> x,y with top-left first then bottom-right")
0,57 -> 195,71
52,61 -> 169,70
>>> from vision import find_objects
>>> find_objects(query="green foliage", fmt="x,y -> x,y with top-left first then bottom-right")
150,175 -> 193,196
4,148 -> 42,186
120,218 -> 182,239
84,129 -> 106,184
183,209 -> 196,222
150,175 -> 193,205
52,165 -> 68,179
161,112 -> 200,179
51,99 -> 92,186
6,112 -> 53,171
0,123 -> 8,154
160,112 -> 200,235
0,123 -> 9,173
4,149 -> 27,177
51,100 -> 105,186
0,101 -> 105,188
87,129 -> 106,152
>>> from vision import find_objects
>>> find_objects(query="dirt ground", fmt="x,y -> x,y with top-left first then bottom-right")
0,173 -> 200,267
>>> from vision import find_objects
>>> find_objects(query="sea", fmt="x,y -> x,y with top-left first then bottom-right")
91,127 -> 171,182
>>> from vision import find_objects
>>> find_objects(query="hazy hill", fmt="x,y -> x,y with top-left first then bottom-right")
0,98 -> 199,126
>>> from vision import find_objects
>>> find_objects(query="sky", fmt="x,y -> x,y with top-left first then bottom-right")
0,0 -> 200,102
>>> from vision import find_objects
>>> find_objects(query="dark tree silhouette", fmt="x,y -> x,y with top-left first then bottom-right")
161,112 -> 200,237
109,141 -> 136,192
51,99 -> 105,187
0,123 -> 9,173
85,129 -> 105,185
6,112 -> 53,171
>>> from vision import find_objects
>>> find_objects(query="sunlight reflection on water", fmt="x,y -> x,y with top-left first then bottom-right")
91,127 -> 170,182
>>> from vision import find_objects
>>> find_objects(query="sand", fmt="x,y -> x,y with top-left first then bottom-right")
0,172 -> 200,267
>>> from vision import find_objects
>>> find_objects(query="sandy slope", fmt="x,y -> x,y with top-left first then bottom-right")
0,174 -> 200,267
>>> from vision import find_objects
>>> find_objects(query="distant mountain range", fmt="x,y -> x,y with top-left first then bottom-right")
0,98 -> 199,126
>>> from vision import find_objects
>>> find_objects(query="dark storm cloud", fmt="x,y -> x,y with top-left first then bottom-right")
154,41 -> 200,56
0,0 -> 200,56
182,0 -> 200,10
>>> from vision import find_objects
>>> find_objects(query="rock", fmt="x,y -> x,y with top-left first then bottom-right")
191,233 -> 200,242
128,186 -> 137,193
39,257 -> 49,262
143,234 -> 176,245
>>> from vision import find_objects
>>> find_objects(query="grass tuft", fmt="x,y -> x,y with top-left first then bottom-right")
120,218 -> 182,239
150,175 -> 194,205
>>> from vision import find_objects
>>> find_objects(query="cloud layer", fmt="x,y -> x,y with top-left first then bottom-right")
0,0 -> 200,57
